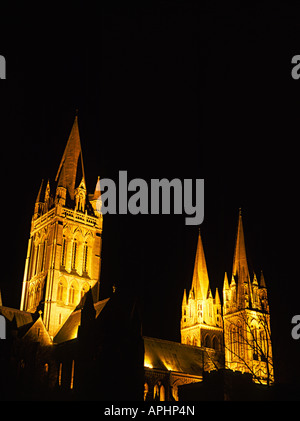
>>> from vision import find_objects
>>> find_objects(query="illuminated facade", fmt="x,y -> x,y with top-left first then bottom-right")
20,115 -> 103,337
222,210 -> 274,385
0,113 -> 275,400
181,211 -> 274,386
181,230 -> 223,350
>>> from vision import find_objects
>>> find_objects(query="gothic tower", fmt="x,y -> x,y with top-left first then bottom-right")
181,230 -> 223,351
20,114 -> 103,338
223,210 -> 274,385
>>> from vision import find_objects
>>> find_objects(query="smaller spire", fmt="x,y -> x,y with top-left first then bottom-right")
35,179 -> 44,203
252,272 -> 258,286
182,288 -> 187,306
191,230 -> 210,300
260,270 -> 266,288
93,176 -> 101,200
230,274 -> 236,286
223,272 -> 229,290
215,288 -> 221,305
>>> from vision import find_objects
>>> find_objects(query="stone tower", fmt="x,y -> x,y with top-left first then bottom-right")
20,114 -> 103,338
223,210 -> 274,385
181,230 -> 223,351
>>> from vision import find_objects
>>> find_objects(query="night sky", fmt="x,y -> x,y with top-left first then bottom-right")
0,2 -> 300,388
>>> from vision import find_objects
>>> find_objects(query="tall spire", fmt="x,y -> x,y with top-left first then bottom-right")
232,208 -> 249,279
191,230 -> 210,300
55,114 -> 85,201
232,209 -> 252,309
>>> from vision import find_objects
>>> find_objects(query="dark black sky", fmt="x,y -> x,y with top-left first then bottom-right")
0,2 -> 300,387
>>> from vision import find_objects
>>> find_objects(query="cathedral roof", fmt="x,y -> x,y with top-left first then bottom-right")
0,306 -> 34,328
144,336 -> 223,376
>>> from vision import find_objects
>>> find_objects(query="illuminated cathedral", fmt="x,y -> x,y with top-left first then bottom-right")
181,214 -> 274,387
0,115 -> 274,400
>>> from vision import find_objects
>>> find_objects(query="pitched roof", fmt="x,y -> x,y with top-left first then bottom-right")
144,336 -> 223,376
55,114 -> 85,201
0,306 -> 33,328
53,298 -> 110,344
22,316 -> 52,345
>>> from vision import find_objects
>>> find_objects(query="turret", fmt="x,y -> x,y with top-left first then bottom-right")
34,179 -> 44,219
258,270 -> 269,312
90,176 -> 102,217
223,272 -> 229,314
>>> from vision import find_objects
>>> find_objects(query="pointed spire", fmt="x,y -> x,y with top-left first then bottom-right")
230,274 -> 236,286
182,288 -> 187,306
34,179 -> 45,218
260,270 -> 266,288
215,288 -> 221,305
191,230 -> 210,300
232,209 -> 249,279
253,272 -> 258,286
90,176 -> 102,215
223,272 -> 229,291
35,179 -> 44,203
93,176 -> 101,200
55,113 -> 85,201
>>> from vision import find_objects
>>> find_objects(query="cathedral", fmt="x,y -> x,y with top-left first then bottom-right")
19,114 -> 103,337
0,114 -> 274,400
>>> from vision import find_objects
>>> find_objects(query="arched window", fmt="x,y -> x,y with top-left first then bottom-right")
69,281 -> 79,306
230,325 -> 238,358
35,283 -> 41,306
61,236 -> 67,267
28,285 -> 35,310
69,284 -> 75,305
160,385 -> 165,401
33,245 -> 39,277
57,279 -> 67,303
251,323 -> 259,360
153,383 -> 159,400
193,336 -> 197,346
80,284 -> 89,304
212,336 -> 219,351
82,242 -> 89,274
204,334 -> 211,348
259,326 -> 267,357
71,239 -> 77,271
144,383 -> 149,401
237,322 -> 244,358
153,382 -> 165,401
57,282 -> 63,302
70,360 -> 75,390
